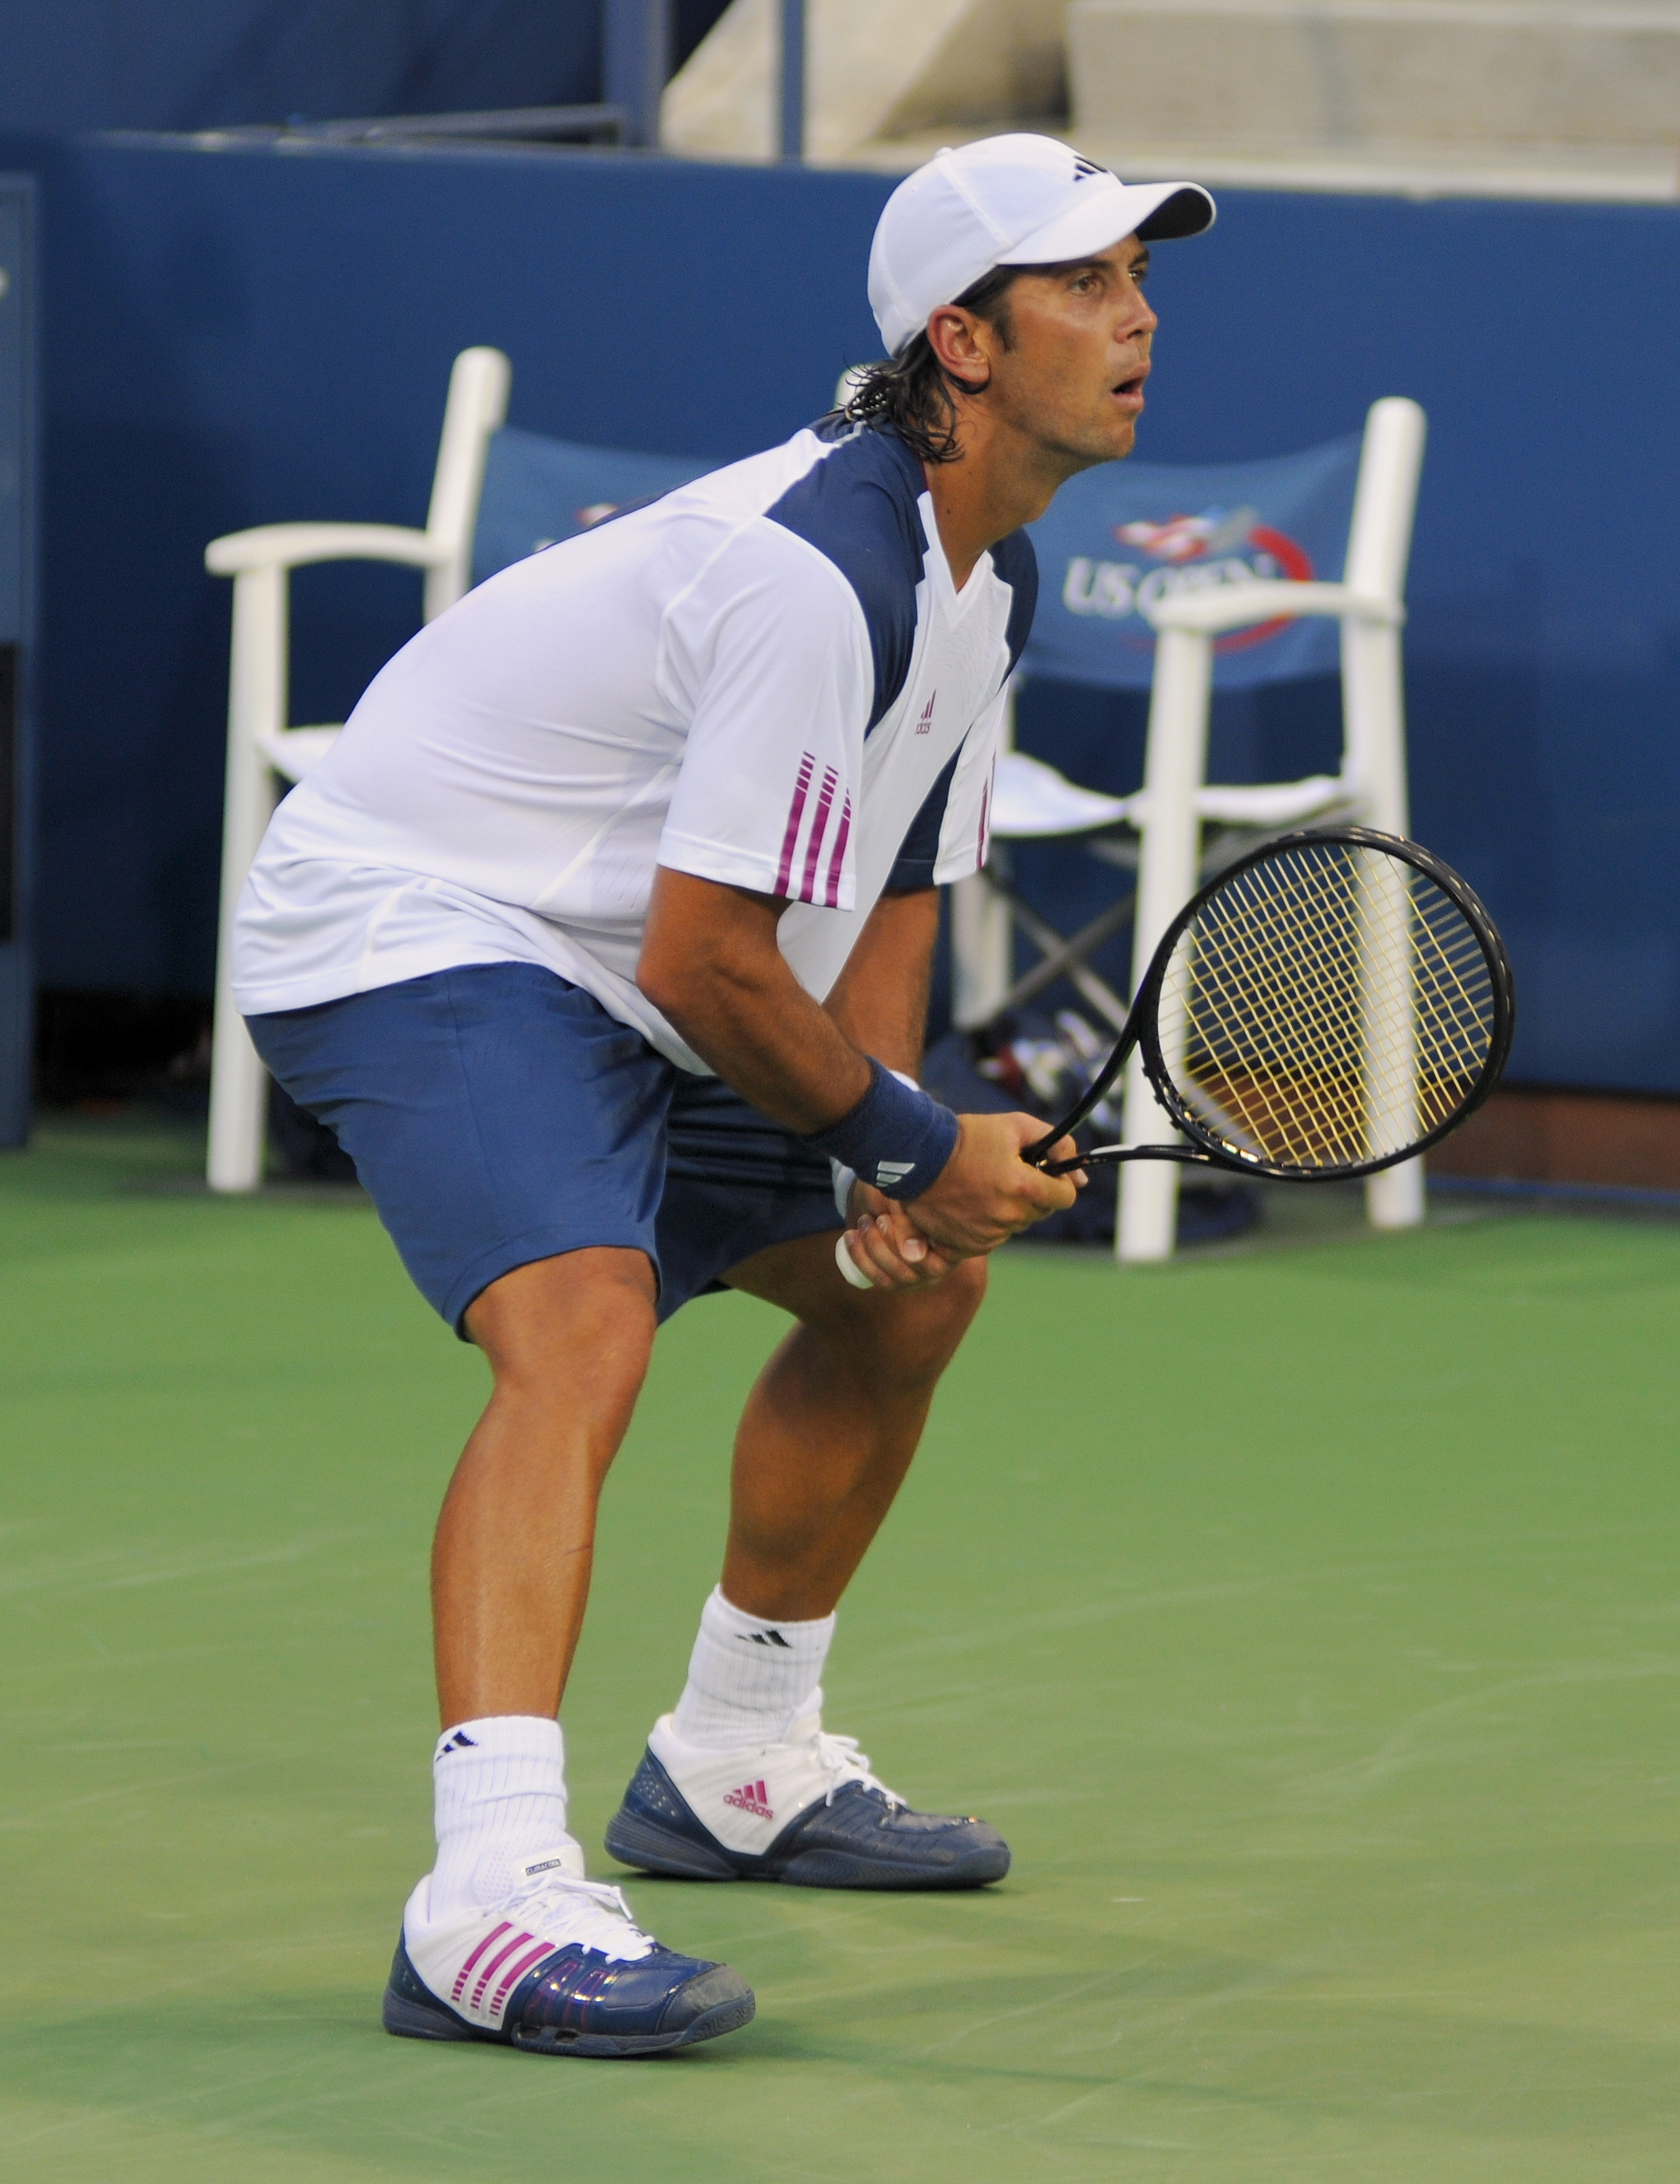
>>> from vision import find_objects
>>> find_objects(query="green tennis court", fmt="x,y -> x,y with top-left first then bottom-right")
4,1114 -> 1678,2182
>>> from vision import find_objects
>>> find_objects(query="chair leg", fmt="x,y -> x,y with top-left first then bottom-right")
207,1007 -> 268,1193
208,567 -> 284,1192
1119,625 -> 1212,1264
1366,1159 -> 1425,1229
1344,613 -> 1426,1234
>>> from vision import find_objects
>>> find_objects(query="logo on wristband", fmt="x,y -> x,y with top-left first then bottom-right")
875,1160 -> 915,1188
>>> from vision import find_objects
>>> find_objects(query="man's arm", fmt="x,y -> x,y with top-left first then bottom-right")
637,868 -> 1077,1259
822,888 -> 950,1287
824,886 -> 940,1078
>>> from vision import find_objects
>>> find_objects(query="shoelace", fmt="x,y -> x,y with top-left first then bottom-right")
813,1730 -> 905,1811
501,1870 -> 656,1962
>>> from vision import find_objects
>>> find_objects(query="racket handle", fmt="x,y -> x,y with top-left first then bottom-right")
835,1231 -> 875,1290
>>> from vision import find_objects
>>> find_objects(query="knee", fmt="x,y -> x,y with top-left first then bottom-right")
468,1247 -> 657,1404
856,1253 -> 988,1390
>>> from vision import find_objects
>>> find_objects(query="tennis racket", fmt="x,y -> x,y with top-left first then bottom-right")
1026,825 -> 1514,1179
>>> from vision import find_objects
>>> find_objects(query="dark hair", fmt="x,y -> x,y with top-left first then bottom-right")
837,263 -> 1036,464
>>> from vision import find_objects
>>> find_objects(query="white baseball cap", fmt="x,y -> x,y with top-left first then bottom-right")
868,134 -> 1216,357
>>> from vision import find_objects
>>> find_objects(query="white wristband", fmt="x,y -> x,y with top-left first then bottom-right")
835,1232 -> 875,1290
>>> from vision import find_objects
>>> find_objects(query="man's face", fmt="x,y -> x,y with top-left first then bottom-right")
984,235 -> 1157,471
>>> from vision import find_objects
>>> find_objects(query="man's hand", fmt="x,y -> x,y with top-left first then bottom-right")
838,1113 -> 1086,1283
838,1178 -> 955,1290
908,1113 -> 1083,1258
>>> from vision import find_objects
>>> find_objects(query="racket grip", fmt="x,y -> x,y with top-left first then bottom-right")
835,1231 -> 875,1290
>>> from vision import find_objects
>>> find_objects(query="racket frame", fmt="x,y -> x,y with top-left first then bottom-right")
1026,825 -> 1515,1183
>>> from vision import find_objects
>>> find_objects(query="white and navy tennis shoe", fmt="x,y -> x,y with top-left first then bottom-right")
605,1711 -> 1010,1889
382,1841 -> 754,2056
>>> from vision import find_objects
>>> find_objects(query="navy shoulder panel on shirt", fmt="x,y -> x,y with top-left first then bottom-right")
883,528 -> 1036,893
885,747 -> 962,894
766,425 -> 926,734
991,526 -> 1038,674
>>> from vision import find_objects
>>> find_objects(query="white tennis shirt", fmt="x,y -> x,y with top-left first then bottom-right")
232,419 -> 1038,1073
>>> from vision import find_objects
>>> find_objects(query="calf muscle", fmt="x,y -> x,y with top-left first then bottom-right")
432,1248 -> 656,1725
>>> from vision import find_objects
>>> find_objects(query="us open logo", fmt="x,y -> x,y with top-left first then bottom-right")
1061,504 -> 1313,655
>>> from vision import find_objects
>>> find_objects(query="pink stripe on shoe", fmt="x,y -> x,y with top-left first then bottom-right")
453,1921 -> 513,2003
471,1930 -> 534,2011
490,1939 -> 558,2020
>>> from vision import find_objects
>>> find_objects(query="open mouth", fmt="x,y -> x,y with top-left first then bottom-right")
1113,371 -> 1148,404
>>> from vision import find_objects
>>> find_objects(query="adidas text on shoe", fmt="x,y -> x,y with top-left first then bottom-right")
381,1844 -> 754,2056
605,1715 -> 1010,1891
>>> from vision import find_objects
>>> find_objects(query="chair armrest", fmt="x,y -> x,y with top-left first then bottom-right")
204,521 -> 443,577
1143,581 -> 1403,635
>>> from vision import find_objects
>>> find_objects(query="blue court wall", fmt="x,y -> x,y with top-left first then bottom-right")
2,128 -> 1678,1090
0,1 -> 603,132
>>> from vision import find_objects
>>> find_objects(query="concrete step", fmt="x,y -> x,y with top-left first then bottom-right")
660,0 -> 1067,162
1068,0 -> 1680,195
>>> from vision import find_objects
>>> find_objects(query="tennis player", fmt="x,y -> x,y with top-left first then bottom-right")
234,133 -> 1213,2057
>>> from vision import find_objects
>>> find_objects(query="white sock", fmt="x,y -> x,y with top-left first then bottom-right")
427,1715 -> 570,1920
671,1586 -> 836,1752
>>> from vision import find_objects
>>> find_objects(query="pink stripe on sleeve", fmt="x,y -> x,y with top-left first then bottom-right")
799,768 -> 838,903
824,794 -> 852,908
774,754 -> 814,898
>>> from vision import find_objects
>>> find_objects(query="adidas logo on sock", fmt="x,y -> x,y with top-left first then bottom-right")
722,1779 -> 775,1822
439,1729 -> 478,1752
737,1628 -> 792,1649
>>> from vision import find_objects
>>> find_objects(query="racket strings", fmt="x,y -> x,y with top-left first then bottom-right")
1184,852 -> 1491,1162
1178,861 -> 1382,1162
1160,841 -> 1496,1171
1192,855 -> 1486,1160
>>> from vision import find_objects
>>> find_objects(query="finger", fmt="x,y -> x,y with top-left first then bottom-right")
893,1221 -> 928,1262
857,1211 -> 951,1286
882,1211 -> 958,1281
853,1212 -> 925,1288
1018,1172 -> 1080,1220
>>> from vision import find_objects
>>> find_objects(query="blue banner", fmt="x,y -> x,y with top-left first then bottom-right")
474,426 -> 713,586
1023,435 -> 1363,692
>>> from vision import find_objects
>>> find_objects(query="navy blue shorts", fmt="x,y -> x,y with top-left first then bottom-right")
246,963 -> 841,1334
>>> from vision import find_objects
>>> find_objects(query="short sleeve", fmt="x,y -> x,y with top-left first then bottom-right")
656,527 -> 873,910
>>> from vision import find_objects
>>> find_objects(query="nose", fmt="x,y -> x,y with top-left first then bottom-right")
1127,284 -> 1158,340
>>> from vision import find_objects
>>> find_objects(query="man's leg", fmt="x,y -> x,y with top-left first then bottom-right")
606,1235 -> 1009,1888
718,1234 -> 987,1621
433,1246 -> 657,1724
421,1246 -> 654,1921
393,1242 -> 755,2054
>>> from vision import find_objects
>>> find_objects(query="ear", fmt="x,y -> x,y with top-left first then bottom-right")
924,305 -> 999,391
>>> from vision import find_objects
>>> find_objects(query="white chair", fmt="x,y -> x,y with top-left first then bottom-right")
951,396 -> 1427,1260
202,347 -> 511,1192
